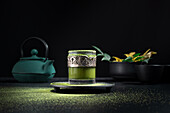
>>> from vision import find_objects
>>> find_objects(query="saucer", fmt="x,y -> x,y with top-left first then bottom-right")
50,82 -> 115,92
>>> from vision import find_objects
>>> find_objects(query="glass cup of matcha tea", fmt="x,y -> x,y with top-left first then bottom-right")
68,50 -> 96,84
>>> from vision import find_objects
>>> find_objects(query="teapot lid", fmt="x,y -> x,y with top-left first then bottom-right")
20,49 -> 46,60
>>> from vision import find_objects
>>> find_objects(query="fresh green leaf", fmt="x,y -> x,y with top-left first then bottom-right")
104,53 -> 111,59
133,53 -> 141,58
101,53 -> 111,61
101,57 -> 109,61
101,57 -> 110,61
135,56 -> 144,61
142,58 -> 151,63
92,46 -> 104,54
97,54 -> 104,56
122,57 -> 133,62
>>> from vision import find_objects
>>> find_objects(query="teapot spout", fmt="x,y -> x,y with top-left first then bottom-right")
43,60 -> 54,71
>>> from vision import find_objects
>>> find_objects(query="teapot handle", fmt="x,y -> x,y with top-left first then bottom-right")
20,37 -> 48,60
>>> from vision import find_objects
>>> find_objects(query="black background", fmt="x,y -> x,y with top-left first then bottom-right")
0,0 -> 170,77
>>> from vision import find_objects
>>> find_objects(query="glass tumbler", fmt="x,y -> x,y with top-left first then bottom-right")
68,50 -> 96,84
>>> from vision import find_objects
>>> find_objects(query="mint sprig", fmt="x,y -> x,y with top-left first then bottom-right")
92,46 -> 111,62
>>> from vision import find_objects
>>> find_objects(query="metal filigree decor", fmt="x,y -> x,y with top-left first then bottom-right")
68,55 -> 96,67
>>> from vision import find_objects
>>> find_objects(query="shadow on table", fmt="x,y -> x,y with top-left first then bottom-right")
119,82 -> 155,85
0,79 -> 18,83
119,81 -> 170,85
50,88 -> 111,94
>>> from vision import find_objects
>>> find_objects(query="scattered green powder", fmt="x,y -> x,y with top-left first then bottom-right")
0,86 -> 169,113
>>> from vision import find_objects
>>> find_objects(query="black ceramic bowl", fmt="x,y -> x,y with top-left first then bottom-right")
162,65 -> 170,83
135,64 -> 164,83
109,62 -> 139,80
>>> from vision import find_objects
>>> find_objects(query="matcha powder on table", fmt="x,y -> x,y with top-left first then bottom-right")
0,86 -> 169,113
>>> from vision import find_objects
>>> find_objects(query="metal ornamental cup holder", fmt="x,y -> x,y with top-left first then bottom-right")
67,50 -> 96,84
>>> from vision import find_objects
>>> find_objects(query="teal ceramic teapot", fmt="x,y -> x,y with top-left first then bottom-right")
12,37 -> 56,82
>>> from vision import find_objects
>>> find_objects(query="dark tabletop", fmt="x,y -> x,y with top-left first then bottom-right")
0,77 -> 170,113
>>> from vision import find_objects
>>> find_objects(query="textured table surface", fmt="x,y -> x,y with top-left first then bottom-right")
0,77 -> 170,113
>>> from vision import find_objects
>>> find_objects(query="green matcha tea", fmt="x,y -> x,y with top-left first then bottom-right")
68,50 -> 96,84
69,67 -> 95,79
